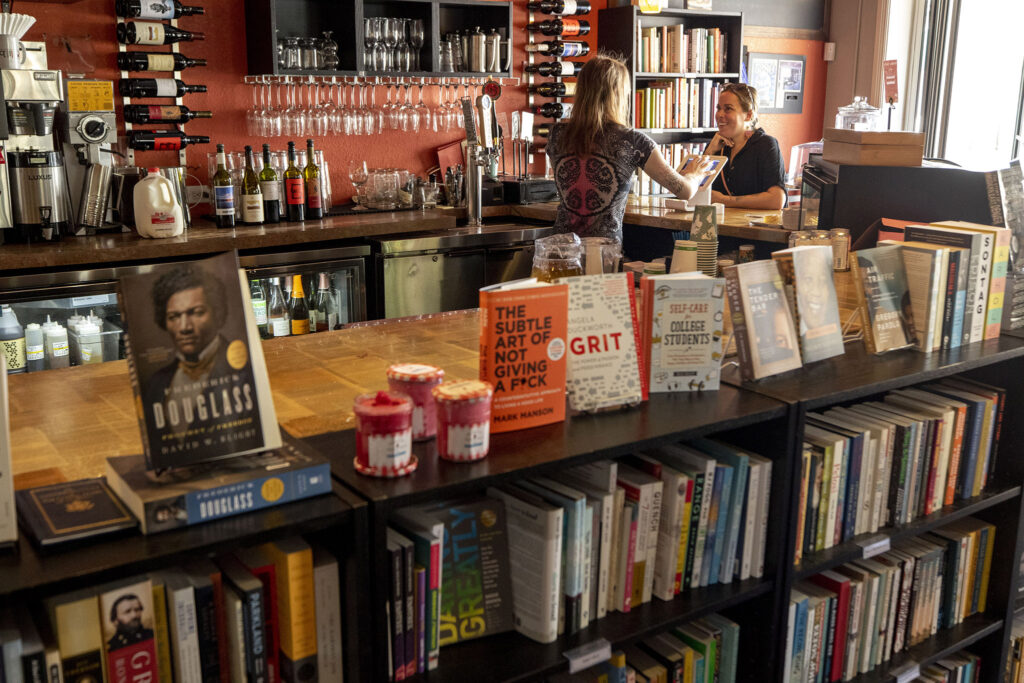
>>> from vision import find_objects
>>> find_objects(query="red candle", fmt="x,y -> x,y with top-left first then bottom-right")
432,380 -> 494,462
353,390 -> 416,477
386,363 -> 445,441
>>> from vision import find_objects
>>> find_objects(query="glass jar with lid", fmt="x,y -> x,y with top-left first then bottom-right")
835,96 -> 881,131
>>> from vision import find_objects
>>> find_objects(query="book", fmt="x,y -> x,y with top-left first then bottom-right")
478,279 -> 569,433
387,511 -> 443,671
45,589 -> 105,683
723,260 -> 802,380
15,478 -> 137,546
614,465 -> 663,604
413,566 -> 425,674
234,547 -> 282,683
849,245 -> 917,354
894,241 -> 949,351
0,608 -> 23,683
259,538 -> 318,683
557,272 -> 646,410
216,555 -> 269,683
96,577 -> 159,683
311,546 -> 344,683
15,606 -> 45,683
161,569 -> 204,683
28,605 -> 62,683
772,245 -> 845,363
0,349 -> 13,548
182,561 -> 222,683
105,435 -> 331,534
640,272 -> 726,392
148,574 -> 175,683
224,583 -> 247,683
930,221 -> 1011,340
384,531 -> 406,681
117,250 -> 281,469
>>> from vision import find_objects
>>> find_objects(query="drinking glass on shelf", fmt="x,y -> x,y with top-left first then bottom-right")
363,17 -> 379,70
348,160 -> 369,204
408,19 -> 425,71
382,18 -> 399,71
283,37 -> 301,70
300,37 -> 320,70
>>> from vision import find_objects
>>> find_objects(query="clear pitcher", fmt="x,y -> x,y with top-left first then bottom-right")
531,232 -> 583,282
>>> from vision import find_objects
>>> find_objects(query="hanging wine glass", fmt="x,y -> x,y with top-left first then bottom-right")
415,78 -> 431,131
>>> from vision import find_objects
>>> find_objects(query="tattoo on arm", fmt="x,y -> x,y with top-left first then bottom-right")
663,174 -> 691,198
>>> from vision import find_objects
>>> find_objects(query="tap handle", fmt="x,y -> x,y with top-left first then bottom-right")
461,98 -> 479,145
476,94 -> 493,152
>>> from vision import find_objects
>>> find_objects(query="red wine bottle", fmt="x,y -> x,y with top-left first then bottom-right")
116,21 -> 205,45
526,19 -> 590,37
119,78 -> 207,97
524,60 -> 583,77
127,130 -> 210,151
284,141 -> 305,222
525,40 -> 589,58
123,105 -> 212,124
117,51 -> 207,71
116,0 -> 204,19
528,81 -> 576,97
526,0 -> 591,15
532,102 -> 573,119
534,123 -> 551,137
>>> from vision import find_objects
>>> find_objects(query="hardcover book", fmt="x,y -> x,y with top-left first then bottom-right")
46,589 -> 105,683
772,245 -> 845,363
259,538 -> 318,683
16,478 -> 137,547
117,250 -> 281,469
556,272 -> 646,411
641,272 -> 725,392
478,279 -> 569,432
849,245 -> 917,355
105,435 -> 331,534
723,260 -> 802,380
96,577 -> 159,683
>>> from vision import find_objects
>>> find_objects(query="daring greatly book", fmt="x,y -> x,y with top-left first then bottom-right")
118,251 -> 281,470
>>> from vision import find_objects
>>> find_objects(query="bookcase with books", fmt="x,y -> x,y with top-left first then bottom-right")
597,5 -> 743,197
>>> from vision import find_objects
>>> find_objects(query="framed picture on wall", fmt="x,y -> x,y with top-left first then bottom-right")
746,52 -> 806,114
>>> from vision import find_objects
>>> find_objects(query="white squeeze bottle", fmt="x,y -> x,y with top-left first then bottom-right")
134,168 -> 184,238
25,323 -> 44,372
45,323 -> 70,369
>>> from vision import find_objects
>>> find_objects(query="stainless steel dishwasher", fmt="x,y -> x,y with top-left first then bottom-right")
370,223 -> 555,319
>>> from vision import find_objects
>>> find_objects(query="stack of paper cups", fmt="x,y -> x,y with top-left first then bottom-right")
670,239 -> 698,273
697,241 -> 719,277
643,262 -> 667,277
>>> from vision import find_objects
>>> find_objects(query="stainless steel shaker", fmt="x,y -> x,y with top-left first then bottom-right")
469,27 -> 486,72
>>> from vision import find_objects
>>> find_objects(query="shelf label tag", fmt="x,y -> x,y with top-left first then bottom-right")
71,294 -> 113,307
857,534 -> 890,559
564,638 -> 611,674
892,661 -> 920,683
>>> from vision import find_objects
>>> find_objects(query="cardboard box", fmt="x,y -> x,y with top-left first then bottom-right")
823,128 -> 925,166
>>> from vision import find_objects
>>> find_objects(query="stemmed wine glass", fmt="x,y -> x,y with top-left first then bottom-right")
408,19 -> 425,71
360,83 -> 376,135
262,78 -> 282,137
363,17 -> 379,71
246,83 -> 261,136
415,78 -> 431,131
400,82 -> 418,132
382,18 -> 399,72
348,160 -> 369,205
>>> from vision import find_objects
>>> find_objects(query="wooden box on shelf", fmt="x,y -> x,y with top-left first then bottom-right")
823,128 -> 925,167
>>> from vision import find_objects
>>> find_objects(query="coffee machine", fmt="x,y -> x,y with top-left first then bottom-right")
62,78 -> 118,235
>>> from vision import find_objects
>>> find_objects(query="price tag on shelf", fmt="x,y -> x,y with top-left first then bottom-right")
564,638 -> 611,674
71,294 -> 113,307
857,534 -> 890,559
891,660 -> 920,683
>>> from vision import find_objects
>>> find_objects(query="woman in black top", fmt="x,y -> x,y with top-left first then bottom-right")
705,83 -> 787,210
546,54 -> 712,243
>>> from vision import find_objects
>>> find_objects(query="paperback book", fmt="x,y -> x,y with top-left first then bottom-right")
772,245 -> 845,364
0,350 -> 15,547
849,245 -> 917,354
723,260 -> 802,381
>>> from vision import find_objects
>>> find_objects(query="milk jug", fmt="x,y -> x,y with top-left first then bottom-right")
134,168 -> 184,238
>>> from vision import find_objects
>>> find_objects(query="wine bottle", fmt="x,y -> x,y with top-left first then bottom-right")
119,78 -> 207,97
303,139 -> 323,220
212,144 -> 236,229
268,278 -> 290,337
288,275 -> 311,335
534,123 -> 551,137
525,40 -> 590,58
528,81 -> 577,97
117,21 -> 204,45
123,105 -> 212,124
524,60 -> 583,77
284,142 -> 305,222
241,145 -> 264,226
117,51 -> 207,71
312,273 -> 337,332
250,279 -> 269,339
127,130 -> 210,150
116,0 -> 204,19
526,0 -> 591,15
259,144 -> 281,224
532,102 -> 573,119
526,19 -> 590,37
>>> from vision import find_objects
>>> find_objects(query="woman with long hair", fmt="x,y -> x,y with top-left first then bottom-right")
546,53 -> 711,243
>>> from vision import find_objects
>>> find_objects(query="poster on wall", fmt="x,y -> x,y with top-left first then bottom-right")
746,53 -> 806,115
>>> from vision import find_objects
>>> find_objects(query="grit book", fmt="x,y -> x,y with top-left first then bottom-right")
723,260 -> 802,381
771,245 -> 845,364
849,245 -> 917,355
479,278 -> 569,433
640,272 -> 726,392
118,250 -> 281,470
556,272 -> 646,411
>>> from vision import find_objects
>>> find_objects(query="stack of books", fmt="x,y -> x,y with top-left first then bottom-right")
634,79 -> 721,130
635,24 -> 729,74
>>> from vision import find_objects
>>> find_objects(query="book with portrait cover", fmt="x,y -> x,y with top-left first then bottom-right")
117,250 -> 281,470
96,576 -> 159,683
849,245 -> 918,354
723,260 -> 802,381
772,245 -> 845,364
641,272 -> 725,392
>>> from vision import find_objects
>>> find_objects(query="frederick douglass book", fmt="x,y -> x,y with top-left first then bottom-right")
723,260 -> 802,381
849,245 -> 917,355
118,250 -> 281,469
772,246 -> 845,364
105,435 -> 331,534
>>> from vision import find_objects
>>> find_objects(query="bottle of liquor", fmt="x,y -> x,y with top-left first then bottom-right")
303,139 -> 323,220
119,78 -> 207,98
127,130 -> 210,151
212,144 -> 236,229
116,0 -> 204,19
526,19 -> 590,37
259,144 -> 281,224
268,278 -> 290,337
241,145 -> 264,226
288,275 -> 311,335
250,279 -> 269,339
528,81 -> 577,98
532,102 -> 573,119
123,105 -> 212,124
526,0 -> 591,15
524,60 -> 583,77
117,21 -> 205,45
284,142 -> 305,222
534,123 -> 552,137
525,40 -> 590,58
117,51 -> 207,71
312,273 -> 337,332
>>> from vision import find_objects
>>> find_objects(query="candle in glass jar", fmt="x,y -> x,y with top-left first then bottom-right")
432,380 -> 494,462
353,390 -> 416,477
386,363 -> 445,441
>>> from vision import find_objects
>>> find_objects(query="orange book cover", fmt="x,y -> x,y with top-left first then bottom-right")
479,283 -> 569,433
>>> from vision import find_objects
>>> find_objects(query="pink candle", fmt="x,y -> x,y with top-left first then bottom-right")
353,391 -> 417,477
386,363 -> 445,441
432,380 -> 494,462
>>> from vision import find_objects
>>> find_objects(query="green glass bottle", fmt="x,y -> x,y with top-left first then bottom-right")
284,141 -> 305,222
212,143 -> 235,228
303,138 -> 323,220
241,145 -> 263,226
259,143 -> 281,223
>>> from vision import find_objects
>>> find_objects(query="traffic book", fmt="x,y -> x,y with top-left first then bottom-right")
849,245 -> 917,354
117,250 -> 281,470
478,278 -> 569,433
723,260 -> 802,380
771,245 -> 845,364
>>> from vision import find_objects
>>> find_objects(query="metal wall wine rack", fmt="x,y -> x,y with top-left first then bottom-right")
242,74 -> 521,87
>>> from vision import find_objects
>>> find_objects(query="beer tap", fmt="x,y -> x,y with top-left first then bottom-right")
461,93 -> 498,229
